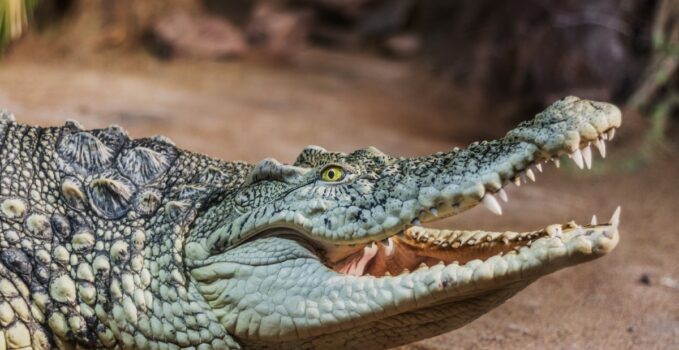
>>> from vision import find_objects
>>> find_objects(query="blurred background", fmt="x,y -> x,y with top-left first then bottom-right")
0,0 -> 677,349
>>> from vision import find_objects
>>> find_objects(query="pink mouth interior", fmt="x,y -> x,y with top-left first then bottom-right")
329,229 -> 534,277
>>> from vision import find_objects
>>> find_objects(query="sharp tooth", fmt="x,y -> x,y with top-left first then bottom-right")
349,243 -> 378,276
571,149 -> 585,169
458,231 -> 475,246
481,194 -> 502,215
608,129 -> 616,140
591,215 -> 598,225
513,176 -> 521,186
609,206 -> 621,228
498,188 -> 508,202
430,208 -> 438,216
418,262 -> 428,270
583,145 -> 593,169
412,218 -> 421,226
553,158 -> 561,168
546,224 -> 562,237
521,173 -> 527,184
526,169 -> 536,182
536,163 -> 543,172
503,231 -> 518,240
601,132 -> 608,140
384,237 -> 394,256
595,139 -> 607,158
472,231 -> 486,241
384,271 -> 392,276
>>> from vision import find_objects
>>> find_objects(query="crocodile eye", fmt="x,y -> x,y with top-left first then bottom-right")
320,165 -> 346,182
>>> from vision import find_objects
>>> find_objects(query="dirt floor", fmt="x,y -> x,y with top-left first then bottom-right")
0,48 -> 677,349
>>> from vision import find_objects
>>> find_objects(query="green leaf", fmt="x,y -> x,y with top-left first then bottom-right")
0,0 -> 40,53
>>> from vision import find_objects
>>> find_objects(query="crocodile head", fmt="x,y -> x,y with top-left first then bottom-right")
186,96 -> 622,349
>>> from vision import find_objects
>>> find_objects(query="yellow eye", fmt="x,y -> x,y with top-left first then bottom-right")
320,165 -> 346,182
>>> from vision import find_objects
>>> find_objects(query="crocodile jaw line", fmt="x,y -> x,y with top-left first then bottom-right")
192,213 -> 620,347
323,209 -> 620,278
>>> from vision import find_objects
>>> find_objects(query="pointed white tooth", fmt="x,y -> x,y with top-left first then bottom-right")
536,163 -> 543,172
366,242 -> 378,255
553,158 -> 561,168
591,215 -> 598,225
526,168 -> 536,182
595,139 -> 607,158
384,237 -> 394,256
498,188 -> 508,202
430,208 -> 438,216
481,194 -> 502,216
601,132 -> 608,140
513,176 -> 521,186
608,129 -> 616,140
546,224 -> 563,238
609,206 -> 621,228
583,145 -> 593,169
571,149 -> 584,169
412,218 -> 421,226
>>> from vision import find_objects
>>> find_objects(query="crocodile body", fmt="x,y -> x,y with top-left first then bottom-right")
0,96 -> 621,349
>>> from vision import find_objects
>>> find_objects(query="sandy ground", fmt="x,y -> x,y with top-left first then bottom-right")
0,49 -> 677,349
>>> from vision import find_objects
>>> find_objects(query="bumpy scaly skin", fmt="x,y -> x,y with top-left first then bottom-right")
0,96 -> 621,349
0,114 -> 249,349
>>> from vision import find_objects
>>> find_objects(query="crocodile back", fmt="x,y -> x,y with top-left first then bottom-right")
0,112 -> 248,349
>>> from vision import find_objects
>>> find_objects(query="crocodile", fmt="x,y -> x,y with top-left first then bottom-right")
0,95 -> 621,349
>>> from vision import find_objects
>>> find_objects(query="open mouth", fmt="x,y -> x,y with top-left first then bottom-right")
318,128 -> 620,278
325,212 -> 619,277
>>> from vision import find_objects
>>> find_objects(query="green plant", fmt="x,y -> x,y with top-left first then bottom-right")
0,0 -> 39,52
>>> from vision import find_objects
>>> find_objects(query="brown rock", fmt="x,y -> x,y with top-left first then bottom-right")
246,2 -> 313,57
151,11 -> 247,59
383,34 -> 421,58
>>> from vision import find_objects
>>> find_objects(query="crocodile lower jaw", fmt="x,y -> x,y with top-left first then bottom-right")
323,210 -> 620,278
